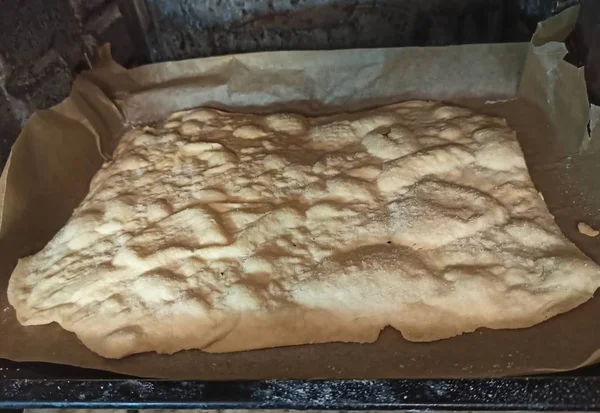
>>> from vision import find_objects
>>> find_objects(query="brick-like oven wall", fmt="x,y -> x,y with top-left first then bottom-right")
145,0 -> 531,61
0,0 -> 137,168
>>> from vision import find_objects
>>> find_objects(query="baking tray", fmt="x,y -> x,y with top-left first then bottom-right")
1,360 -> 600,410
2,6 -> 600,410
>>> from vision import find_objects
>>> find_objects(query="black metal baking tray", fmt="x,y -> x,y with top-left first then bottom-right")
1,359 -> 600,410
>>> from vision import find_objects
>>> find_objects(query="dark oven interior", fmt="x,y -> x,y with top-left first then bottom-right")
0,0 -> 597,170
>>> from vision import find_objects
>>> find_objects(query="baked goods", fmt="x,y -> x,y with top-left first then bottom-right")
8,101 -> 600,359
578,222 -> 599,237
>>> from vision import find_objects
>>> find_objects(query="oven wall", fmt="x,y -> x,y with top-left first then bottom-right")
146,0 -> 518,62
0,0 -> 137,169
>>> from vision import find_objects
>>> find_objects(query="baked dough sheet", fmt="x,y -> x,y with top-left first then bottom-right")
7,100 -> 600,361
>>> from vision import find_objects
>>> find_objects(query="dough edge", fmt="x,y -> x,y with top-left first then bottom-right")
8,255 -> 598,359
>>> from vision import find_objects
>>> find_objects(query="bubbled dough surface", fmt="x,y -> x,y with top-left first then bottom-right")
8,101 -> 600,359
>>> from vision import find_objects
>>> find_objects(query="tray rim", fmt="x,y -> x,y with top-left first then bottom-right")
3,373 -> 600,410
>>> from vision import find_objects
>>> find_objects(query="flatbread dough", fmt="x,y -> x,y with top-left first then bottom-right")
8,101 -> 600,359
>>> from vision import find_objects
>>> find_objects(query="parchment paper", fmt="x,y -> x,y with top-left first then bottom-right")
1,6 -> 599,379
